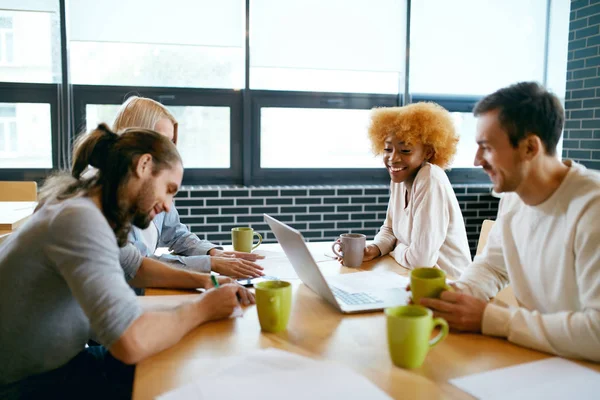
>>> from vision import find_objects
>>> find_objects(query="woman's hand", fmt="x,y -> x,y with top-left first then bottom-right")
209,248 -> 265,262
210,256 -> 264,279
335,242 -> 381,265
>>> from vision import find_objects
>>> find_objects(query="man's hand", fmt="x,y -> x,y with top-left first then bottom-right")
209,248 -> 265,262
210,256 -> 264,279
419,290 -> 488,333
196,284 -> 250,322
207,276 -> 255,306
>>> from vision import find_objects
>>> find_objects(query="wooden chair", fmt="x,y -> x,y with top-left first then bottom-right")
475,219 -> 518,306
476,219 -> 495,256
0,181 -> 38,201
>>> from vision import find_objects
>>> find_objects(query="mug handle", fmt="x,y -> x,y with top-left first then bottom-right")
429,317 -> 449,348
331,242 -> 343,258
252,232 -> 263,250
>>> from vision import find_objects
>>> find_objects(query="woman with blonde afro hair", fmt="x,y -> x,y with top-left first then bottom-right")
354,102 -> 471,277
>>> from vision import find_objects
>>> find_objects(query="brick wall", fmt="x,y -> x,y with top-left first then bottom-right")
564,0 -> 600,168
174,185 -> 500,259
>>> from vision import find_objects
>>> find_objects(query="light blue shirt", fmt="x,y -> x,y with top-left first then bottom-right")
120,204 -> 222,276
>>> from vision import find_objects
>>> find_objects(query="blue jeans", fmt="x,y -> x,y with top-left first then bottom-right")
0,346 -> 134,400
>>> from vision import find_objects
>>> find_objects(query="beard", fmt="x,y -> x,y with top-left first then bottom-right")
130,181 -> 155,229
132,209 -> 153,229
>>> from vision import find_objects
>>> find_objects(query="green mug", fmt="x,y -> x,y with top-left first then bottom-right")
255,280 -> 292,333
410,267 -> 453,305
386,305 -> 449,369
231,227 -> 263,253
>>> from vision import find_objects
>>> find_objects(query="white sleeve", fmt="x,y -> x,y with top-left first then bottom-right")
482,200 -> 600,362
391,176 -> 449,269
372,185 -> 397,255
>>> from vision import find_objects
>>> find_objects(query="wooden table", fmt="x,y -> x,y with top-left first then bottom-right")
0,201 -> 37,234
134,242 -> 600,400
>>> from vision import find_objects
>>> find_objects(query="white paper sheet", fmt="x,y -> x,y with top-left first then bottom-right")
326,270 -> 410,294
256,257 -> 299,279
158,348 -> 392,400
450,357 -> 600,400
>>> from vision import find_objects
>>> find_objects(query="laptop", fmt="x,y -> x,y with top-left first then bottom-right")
264,214 -> 409,314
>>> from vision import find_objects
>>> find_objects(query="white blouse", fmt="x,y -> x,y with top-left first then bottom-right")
372,163 -> 471,277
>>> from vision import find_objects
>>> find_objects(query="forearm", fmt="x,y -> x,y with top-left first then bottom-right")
128,257 -> 210,289
110,299 -> 209,364
457,261 -> 508,300
392,242 -> 440,270
155,253 -> 212,273
372,226 -> 396,256
484,304 -> 600,362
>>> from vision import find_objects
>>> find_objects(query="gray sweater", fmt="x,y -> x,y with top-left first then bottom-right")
0,197 -> 142,385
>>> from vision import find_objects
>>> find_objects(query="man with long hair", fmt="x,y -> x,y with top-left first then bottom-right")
0,124 -> 252,399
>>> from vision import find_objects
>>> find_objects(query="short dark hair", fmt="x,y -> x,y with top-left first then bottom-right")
473,82 -> 564,156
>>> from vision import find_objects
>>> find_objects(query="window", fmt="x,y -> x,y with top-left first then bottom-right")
0,1 -> 571,185
250,91 -> 396,185
410,0 -> 548,96
73,86 -> 241,184
0,17 -> 14,65
68,0 -> 245,89
0,103 -> 53,168
0,5 -> 61,83
261,108 -> 379,168
86,104 -> 231,168
250,0 -> 407,94
449,112 -> 478,169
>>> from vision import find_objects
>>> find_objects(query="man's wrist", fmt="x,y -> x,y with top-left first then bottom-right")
481,303 -> 512,337
192,272 -> 211,289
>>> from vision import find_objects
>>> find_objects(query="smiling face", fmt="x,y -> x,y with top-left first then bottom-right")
129,156 -> 183,229
383,135 -> 432,184
474,109 -> 526,193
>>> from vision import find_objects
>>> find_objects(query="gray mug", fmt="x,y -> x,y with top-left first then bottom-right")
332,233 -> 366,268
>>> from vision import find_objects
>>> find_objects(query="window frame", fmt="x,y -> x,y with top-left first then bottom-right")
3,0 -> 552,187
0,82 -> 60,181
72,84 -> 243,185
247,90 -> 399,186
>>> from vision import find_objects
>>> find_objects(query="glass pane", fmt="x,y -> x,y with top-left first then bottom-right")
546,0 -> 570,101
450,112 -> 479,168
0,124 -> 4,151
70,43 -> 244,89
250,0 -> 406,93
69,0 -> 245,88
0,103 -> 52,169
9,122 -> 17,152
5,32 -> 14,64
410,0 -> 547,96
86,104 -> 231,169
0,4 -> 61,83
260,108 -> 380,168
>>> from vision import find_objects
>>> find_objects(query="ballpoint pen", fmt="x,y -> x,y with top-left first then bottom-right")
210,275 -> 220,288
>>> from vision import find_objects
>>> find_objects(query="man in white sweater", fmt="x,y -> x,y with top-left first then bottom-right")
420,82 -> 600,362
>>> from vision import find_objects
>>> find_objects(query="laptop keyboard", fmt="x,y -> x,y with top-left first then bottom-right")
330,286 -> 384,305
